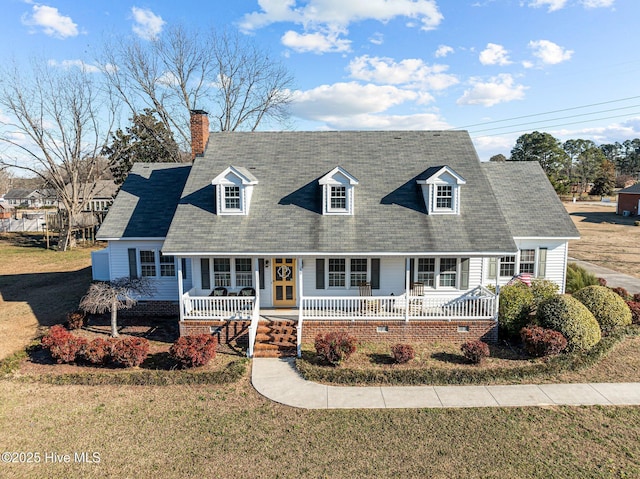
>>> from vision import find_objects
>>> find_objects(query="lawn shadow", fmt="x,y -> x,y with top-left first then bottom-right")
431,352 -> 468,365
368,353 -> 395,365
84,314 -> 180,344
569,211 -> 638,226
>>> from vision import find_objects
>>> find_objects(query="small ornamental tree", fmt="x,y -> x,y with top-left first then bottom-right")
79,277 -> 154,337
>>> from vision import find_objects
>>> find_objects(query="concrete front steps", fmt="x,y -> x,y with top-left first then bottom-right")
252,317 -> 297,358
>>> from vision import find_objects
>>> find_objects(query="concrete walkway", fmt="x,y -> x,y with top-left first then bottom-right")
569,257 -> 640,294
252,357 -> 640,409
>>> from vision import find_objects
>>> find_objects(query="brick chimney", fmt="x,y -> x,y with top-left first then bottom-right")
190,110 -> 210,159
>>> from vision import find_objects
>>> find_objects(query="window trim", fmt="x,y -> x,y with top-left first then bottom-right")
519,249 -> 536,275
159,253 -> 176,277
412,257 -> 461,290
201,257 -> 255,291
322,258 -> 372,290
139,250 -> 157,277
499,255 -> 516,278
223,185 -> 242,211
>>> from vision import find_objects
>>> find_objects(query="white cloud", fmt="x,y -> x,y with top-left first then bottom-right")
282,29 -> 351,53
369,33 -> 384,45
347,55 -> 458,91
528,0 -> 568,11
434,45 -> 454,58
47,59 -> 100,73
21,4 -> 79,38
528,39 -> 573,65
479,43 -> 511,66
131,7 -> 165,41
457,74 -> 527,107
240,0 -> 443,32
581,0 -> 615,7
290,82 -> 418,120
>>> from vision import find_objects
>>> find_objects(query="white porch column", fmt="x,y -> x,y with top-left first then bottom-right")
494,256 -> 501,320
254,258 -> 260,307
405,257 -> 410,322
177,256 -> 184,322
297,258 -> 304,358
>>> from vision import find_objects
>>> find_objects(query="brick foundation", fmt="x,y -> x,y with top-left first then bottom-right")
120,301 -> 180,317
301,320 -> 497,344
179,320 -> 250,345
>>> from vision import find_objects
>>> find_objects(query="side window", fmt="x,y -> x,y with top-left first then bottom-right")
140,250 -> 156,277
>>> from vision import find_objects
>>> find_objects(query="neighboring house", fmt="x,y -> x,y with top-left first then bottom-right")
0,202 -> 13,219
80,180 -> 118,213
616,183 -> 640,216
4,188 -> 57,208
93,111 -> 579,357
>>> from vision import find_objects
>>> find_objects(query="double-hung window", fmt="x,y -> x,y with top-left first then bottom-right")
439,258 -> 457,287
349,259 -> 368,287
213,258 -> 231,287
500,256 -> 516,277
330,186 -> 347,210
140,250 -> 156,277
519,249 -> 536,274
436,185 -> 453,209
328,259 -> 346,287
160,254 -> 176,277
224,186 -> 241,210
235,258 -> 253,287
417,258 -> 436,287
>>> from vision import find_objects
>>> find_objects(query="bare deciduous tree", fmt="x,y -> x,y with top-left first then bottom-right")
0,59 -> 115,250
99,25 -> 293,151
79,277 -> 154,338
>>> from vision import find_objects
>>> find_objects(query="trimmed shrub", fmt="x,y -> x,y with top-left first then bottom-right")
41,326 -> 87,364
627,301 -> 640,325
520,326 -> 567,357
530,279 -> 559,311
81,338 -> 116,365
314,331 -> 357,365
573,285 -> 632,332
634,293 -> 640,303
110,337 -> 149,368
610,286 -> 631,301
565,262 -> 599,294
598,277 -> 607,287
170,334 -> 218,368
391,344 -> 415,364
537,295 -> 601,351
497,282 -> 534,338
66,310 -> 86,330
460,340 -> 490,364
41,325 -> 71,349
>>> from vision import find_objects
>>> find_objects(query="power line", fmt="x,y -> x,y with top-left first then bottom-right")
471,110 -> 640,139
468,103 -> 640,134
451,95 -> 640,130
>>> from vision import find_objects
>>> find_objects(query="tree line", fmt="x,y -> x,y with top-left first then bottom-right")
0,25 -> 293,250
492,131 -> 640,196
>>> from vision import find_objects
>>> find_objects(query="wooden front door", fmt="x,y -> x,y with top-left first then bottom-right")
272,258 -> 296,307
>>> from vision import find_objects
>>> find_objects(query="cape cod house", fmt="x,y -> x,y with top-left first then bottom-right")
92,111 -> 579,357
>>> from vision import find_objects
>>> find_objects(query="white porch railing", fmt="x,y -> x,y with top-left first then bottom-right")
182,292 -> 255,320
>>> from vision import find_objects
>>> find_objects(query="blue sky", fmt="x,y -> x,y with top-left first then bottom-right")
1,0 -> 639,160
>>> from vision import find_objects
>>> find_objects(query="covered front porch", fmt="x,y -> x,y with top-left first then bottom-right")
176,256 -> 500,358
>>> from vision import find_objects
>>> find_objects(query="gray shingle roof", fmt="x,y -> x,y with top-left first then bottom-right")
481,161 -> 580,238
162,131 -> 519,255
618,183 -> 640,194
96,163 -> 191,239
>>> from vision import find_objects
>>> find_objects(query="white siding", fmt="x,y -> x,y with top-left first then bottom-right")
483,240 -> 570,293
107,240 -> 179,301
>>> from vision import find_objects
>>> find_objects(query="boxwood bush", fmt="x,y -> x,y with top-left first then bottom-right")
573,285 -> 632,332
497,282 -> 534,338
537,294 -> 601,351
529,279 -> 559,311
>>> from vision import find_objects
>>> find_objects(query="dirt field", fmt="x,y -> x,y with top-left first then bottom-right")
564,201 -> 640,279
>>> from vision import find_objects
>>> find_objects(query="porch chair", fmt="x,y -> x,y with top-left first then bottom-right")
359,282 -> 379,315
409,282 -> 425,316
239,287 -> 256,296
210,287 -> 228,296
410,282 -> 425,296
359,282 -> 372,296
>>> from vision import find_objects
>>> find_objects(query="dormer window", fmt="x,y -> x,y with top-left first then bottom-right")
319,166 -> 359,215
330,186 -> 347,210
212,166 -> 258,216
224,186 -> 241,210
417,166 -> 466,215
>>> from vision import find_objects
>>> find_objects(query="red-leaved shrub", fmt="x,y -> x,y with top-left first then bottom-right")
460,340 -> 490,364
314,331 -> 357,365
633,293 -> 640,303
627,301 -> 640,325
66,310 -> 86,330
110,337 -> 149,368
611,286 -> 631,301
81,337 -> 116,365
41,325 -> 71,349
169,334 -> 218,368
391,343 -> 415,364
520,326 -> 567,357
41,325 -> 87,364
597,277 -> 607,287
